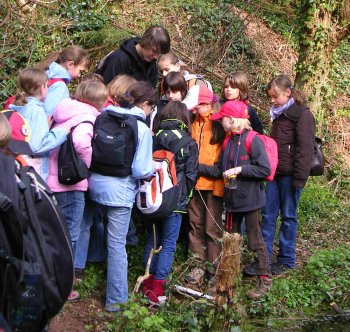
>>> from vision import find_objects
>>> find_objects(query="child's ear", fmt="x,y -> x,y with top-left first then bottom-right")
65,60 -> 75,70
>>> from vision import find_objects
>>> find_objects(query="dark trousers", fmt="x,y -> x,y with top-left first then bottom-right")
226,209 -> 271,277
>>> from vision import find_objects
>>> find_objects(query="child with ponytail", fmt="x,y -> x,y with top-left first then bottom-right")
256,75 -> 315,276
8,68 -> 69,180
35,45 -> 88,115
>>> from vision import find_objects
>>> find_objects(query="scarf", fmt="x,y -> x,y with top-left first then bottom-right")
270,97 -> 295,121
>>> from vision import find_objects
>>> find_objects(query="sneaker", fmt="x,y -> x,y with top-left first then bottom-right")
184,267 -> 205,285
67,290 -> 80,303
248,277 -> 272,300
105,303 -> 122,312
243,262 -> 257,276
271,262 -> 293,275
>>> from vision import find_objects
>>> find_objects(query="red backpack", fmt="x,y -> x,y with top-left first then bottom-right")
245,131 -> 278,181
3,78 -> 65,110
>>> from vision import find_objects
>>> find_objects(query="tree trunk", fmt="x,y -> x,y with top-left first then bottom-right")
295,0 -> 350,125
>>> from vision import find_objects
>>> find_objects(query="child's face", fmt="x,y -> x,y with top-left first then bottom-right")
166,89 -> 183,101
221,116 -> 233,132
224,80 -> 240,101
141,47 -> 161,62
158,60 -> 180,78
267,87 -> 291,108
66,60 -> 86,79
193,103 -> 211,115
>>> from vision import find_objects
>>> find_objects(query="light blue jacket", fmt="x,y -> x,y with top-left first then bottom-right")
45,62 -> 71,116
88,105 -> 155,208
9,97 -> 67,180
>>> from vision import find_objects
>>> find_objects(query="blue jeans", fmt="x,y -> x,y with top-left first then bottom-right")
262,175 -> 302,268
74,198 -> 105,269
126,217 -> 139,246
103,206 -> 131,306
55,191 -> 85,257
143,212 -> 182,280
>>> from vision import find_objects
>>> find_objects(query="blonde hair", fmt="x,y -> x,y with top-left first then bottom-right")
75,81 -> 109,110
107,75 -> 137,104
0,113 -> 12,149
231,118 -> 252,133
35,45 -> 88,71
222,72 -> 250,101
13,68 -> 48,106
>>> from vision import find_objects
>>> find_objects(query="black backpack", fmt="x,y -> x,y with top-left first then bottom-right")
90,110 -> 140,177
58,121 -> 93,185
0,163 -> 74,331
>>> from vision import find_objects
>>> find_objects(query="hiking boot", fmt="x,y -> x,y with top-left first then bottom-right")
248,277 -> 272,300
271,262 -> 293,275
141,274 -> 154,296
184,267 -> 205,285
243,262 -> 258,276
147,279 -> 166,305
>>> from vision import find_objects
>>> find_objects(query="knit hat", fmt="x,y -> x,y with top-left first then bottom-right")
2,110 -> 33,155
183,85 -> 214,111
211,100 -> 249,120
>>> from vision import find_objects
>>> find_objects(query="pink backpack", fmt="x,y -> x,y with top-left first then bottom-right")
246,131 -> 278,181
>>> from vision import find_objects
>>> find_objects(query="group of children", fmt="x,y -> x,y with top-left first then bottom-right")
0,25 -> 316,312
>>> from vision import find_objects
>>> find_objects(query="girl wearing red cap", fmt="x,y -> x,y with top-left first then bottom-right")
209,100 -> 272,299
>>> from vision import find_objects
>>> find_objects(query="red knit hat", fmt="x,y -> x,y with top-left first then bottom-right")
2,110 -> 33,155
211,100 -> 249,120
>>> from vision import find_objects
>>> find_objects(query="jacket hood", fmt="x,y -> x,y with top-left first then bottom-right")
119,37 -> 143,66
104,105 -> 146,120
159,119 -> 188,131
8,97 -> 43,113
53,98 -> 99,124
283,103 -> 309,121
46,62 -> 71,82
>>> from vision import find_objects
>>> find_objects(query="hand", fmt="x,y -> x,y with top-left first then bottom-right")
223,167 -> 242,179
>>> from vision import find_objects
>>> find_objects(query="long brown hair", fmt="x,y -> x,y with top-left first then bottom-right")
34,45 -> 88,71
119,81 -> 157,109
13,68 -> 48,106
155,101 -> 191,135
266,74 -> 307,105
221,71 -> 250,101
163,72 -> 188,100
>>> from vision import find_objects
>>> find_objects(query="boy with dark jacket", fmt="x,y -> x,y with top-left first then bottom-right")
97,25 -> 170,86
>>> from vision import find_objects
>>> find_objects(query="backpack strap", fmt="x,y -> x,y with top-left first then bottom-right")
69,121 -> 94,134
48,78 -> 66,87
245,130 -> 258,154
169,135 -> 194,155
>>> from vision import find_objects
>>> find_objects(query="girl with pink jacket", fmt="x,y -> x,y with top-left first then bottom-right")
47,81 -> 108,302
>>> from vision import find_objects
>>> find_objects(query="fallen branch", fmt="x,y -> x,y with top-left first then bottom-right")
133,223 -> 162,293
